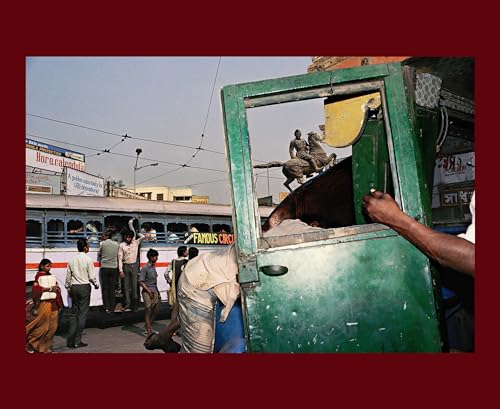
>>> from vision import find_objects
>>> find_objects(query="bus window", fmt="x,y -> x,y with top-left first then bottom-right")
190,223 -> 210,233
67,219 -> 84,237
104,215 -> 136,238
140,221 -> 164,243
47,218 -> 65,245
167,222 -> 187,243
26,220 -> 42,246
212,223 -> 232,233
86,220 -> 102,245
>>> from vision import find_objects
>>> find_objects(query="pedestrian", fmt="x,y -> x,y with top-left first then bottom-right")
177,244 -> 240,353
165,245 -> 188,309
143,246 -> 188,351
26,258 -> 63,353
65,238 -> 99,349
97,230 -> 119,313
139,249 -> 161,337
118,218 -> 145,312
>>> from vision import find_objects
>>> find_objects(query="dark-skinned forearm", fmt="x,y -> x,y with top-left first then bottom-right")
387,213 -> 475,276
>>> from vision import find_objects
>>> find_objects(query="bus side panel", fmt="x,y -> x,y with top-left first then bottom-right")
26,247 -> 218,307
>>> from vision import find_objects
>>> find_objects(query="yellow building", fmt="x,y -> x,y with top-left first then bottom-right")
126,186 -> 194,202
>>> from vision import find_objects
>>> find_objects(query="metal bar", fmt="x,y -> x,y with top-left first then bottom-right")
244,80 -> 384,108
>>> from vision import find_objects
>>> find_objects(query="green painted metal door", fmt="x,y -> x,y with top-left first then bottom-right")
221,63 -> 441,352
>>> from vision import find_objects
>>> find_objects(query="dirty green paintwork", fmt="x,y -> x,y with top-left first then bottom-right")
221,62 -> 442,352
352,119 -> 393,225
244,235 -> 439,352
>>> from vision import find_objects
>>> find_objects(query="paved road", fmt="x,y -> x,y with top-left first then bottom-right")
50,302 -> 181,353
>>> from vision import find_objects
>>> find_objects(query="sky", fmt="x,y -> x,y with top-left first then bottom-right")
26,57 -> 351,204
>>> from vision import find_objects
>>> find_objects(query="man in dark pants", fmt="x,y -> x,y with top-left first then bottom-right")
118,218 -> 144,312
65,238 -> 99,348
97,230 -> 119,313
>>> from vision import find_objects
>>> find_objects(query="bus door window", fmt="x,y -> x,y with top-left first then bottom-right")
26,219 -> 42,246
46,218 -> 65,245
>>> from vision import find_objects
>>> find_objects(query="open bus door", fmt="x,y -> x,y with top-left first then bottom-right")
221,62 -> 443,352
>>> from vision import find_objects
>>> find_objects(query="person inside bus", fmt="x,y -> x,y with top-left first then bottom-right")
362,189 -> 475,352
69,222 -> 100,243
167,231 -> 180,243
139,249 -> 161,337
97,230 -> 119,314
118,218 -> 145,312
65,238 -> 99,349
140,222 -> 157,243
26,258 -> 63,353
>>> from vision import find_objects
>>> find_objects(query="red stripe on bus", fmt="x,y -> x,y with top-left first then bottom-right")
26,261 -> 170,269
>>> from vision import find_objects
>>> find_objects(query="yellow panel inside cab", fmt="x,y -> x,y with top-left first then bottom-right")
323,92 -> 381,147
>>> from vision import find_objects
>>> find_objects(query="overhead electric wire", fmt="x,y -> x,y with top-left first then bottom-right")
26,132 -> 227,174
27,111 -> 272,163
27,113 -> 224,155
168,57 -> 223,175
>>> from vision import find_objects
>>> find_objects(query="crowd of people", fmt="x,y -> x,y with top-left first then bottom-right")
25,216 -> 203,353
26,188 -> 475,353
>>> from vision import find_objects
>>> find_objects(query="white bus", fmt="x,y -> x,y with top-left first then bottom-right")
26,193 -> 274,307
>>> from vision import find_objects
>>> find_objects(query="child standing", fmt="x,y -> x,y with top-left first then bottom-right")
139,249 -> 160,337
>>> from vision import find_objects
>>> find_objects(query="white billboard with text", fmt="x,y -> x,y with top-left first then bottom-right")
65,168 -> 104,197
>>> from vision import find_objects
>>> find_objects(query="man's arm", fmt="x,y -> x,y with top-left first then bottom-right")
128,218 -> 136,239
87,257 -> 99,289
138,268 -> 152,295
97,242 -> 102,262
118,244 -> 124,277
362,191 -> 475,276
65,263 -> 72,290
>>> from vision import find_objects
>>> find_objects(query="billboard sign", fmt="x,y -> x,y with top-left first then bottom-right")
26,138 -> 85,173
184,232 -> 235,245
65,168 -> 104,197
192,195 -> 209,204
26,172 -> 61,195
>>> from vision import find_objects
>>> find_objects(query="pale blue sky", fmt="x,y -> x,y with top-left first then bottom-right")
26,57 -> 350,204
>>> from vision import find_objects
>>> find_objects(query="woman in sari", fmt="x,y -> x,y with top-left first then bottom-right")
26,259 -> 63,353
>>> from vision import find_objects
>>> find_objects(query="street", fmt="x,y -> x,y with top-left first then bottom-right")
50,303 -> 181,353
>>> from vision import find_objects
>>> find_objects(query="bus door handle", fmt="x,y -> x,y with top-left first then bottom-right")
259,265 -> 288,276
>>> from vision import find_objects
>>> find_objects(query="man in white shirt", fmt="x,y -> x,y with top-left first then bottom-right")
65,238 -> 99,349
